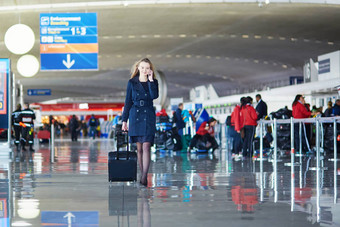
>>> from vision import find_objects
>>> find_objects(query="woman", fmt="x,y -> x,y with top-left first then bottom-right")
122,58 -> 159,186
230,97 -> 246,157
241,97 -> 258,158
292,94 -> 312,153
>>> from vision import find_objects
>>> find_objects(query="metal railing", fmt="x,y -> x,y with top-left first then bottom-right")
257,116 -> 339,221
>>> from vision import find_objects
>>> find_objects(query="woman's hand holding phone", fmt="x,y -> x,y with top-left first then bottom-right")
148,70 -> 153,82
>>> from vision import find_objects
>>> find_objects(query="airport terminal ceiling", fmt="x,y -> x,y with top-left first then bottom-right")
0,1 -> 340,103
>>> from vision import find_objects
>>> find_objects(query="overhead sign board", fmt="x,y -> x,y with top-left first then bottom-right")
318,58 -> 330,74
40,13 -> 98,71
318,50 -> 340,81
27,89 -> 51,96
41,211 -> 99,226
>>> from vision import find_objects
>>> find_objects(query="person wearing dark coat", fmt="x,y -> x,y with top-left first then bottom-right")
88,114 -> 98,139
255,94 -> 267,120
122,58 -> 159,186
175,103 -> 185,136
333,99 -> 340,116
324,101 -> 333,117
69,115 -> 79,141
12,104 -> 22,151
19,103 -> 36,152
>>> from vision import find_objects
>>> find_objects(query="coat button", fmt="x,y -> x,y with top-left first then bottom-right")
137,118 -> 139,120
144,110 -> 146,113
144,119 -> 146,121
145,94 -> 147,96
137,110 -> 139,112
137,94 -> 139,95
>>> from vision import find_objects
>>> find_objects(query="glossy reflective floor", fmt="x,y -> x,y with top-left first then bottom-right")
1,138 -> 339,226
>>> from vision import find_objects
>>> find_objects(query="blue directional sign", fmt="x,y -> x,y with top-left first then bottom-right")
40,13 -> 98,71
41,211 -> 99,226
0,59 -> 10,129
41,53 -> 98,70
27,89 -> 51,96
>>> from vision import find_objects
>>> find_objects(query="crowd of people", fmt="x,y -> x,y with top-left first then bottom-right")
227,95 -> 267,159
68,114 -> 100,141
228,94 -> 340,160
30,114 -> 100,143
170,102 -> 219,152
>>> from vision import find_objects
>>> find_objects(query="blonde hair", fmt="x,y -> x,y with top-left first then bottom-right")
130,58 -> 156,79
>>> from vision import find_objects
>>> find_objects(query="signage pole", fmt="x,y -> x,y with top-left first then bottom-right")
290,117 -> 295,212
12,73 -> 16,113
51,123 -> 55,163
334,119 -> 337,204
7,72 -> 12,147
20,83 -> 24,107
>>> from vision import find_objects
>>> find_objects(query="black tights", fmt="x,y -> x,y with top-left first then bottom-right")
136,142 -> 151,184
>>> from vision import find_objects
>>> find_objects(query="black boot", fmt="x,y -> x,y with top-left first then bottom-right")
29,145 -> 35,152
21,141 -> 26,151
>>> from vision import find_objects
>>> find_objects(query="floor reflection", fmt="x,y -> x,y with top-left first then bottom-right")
108,184 -> 152,227
2,139 -> 339,226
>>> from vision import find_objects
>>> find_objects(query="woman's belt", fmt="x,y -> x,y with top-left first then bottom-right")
133,100 -> 153,107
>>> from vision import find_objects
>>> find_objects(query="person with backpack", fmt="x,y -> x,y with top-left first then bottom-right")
241,97 -> 258,158
88,114 -> 98,139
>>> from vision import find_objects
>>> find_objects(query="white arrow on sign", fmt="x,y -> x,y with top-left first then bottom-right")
63,212 -> 75,227
62,54 -> 75,69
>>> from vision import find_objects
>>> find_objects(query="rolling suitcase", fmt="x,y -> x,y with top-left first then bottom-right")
108,133 -> 137,182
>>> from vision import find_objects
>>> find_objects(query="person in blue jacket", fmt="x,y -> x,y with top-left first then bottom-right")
88,114 -> 98,139
122,58 -> 159,186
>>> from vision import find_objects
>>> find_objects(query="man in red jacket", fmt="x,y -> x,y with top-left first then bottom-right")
241,97 -> 258,158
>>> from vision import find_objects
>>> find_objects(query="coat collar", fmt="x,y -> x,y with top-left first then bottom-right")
131,76 -> 140,84
131,75 -> 147,92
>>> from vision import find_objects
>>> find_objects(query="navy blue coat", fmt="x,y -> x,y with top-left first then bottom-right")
122,76 -> 159,136
255,99 -> 268,120
175,108 -> 185,129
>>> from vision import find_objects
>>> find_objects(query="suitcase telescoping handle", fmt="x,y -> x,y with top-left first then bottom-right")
117,130 -> 129,160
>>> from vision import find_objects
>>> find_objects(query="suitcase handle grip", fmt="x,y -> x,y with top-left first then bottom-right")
117,131 -> 129,160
